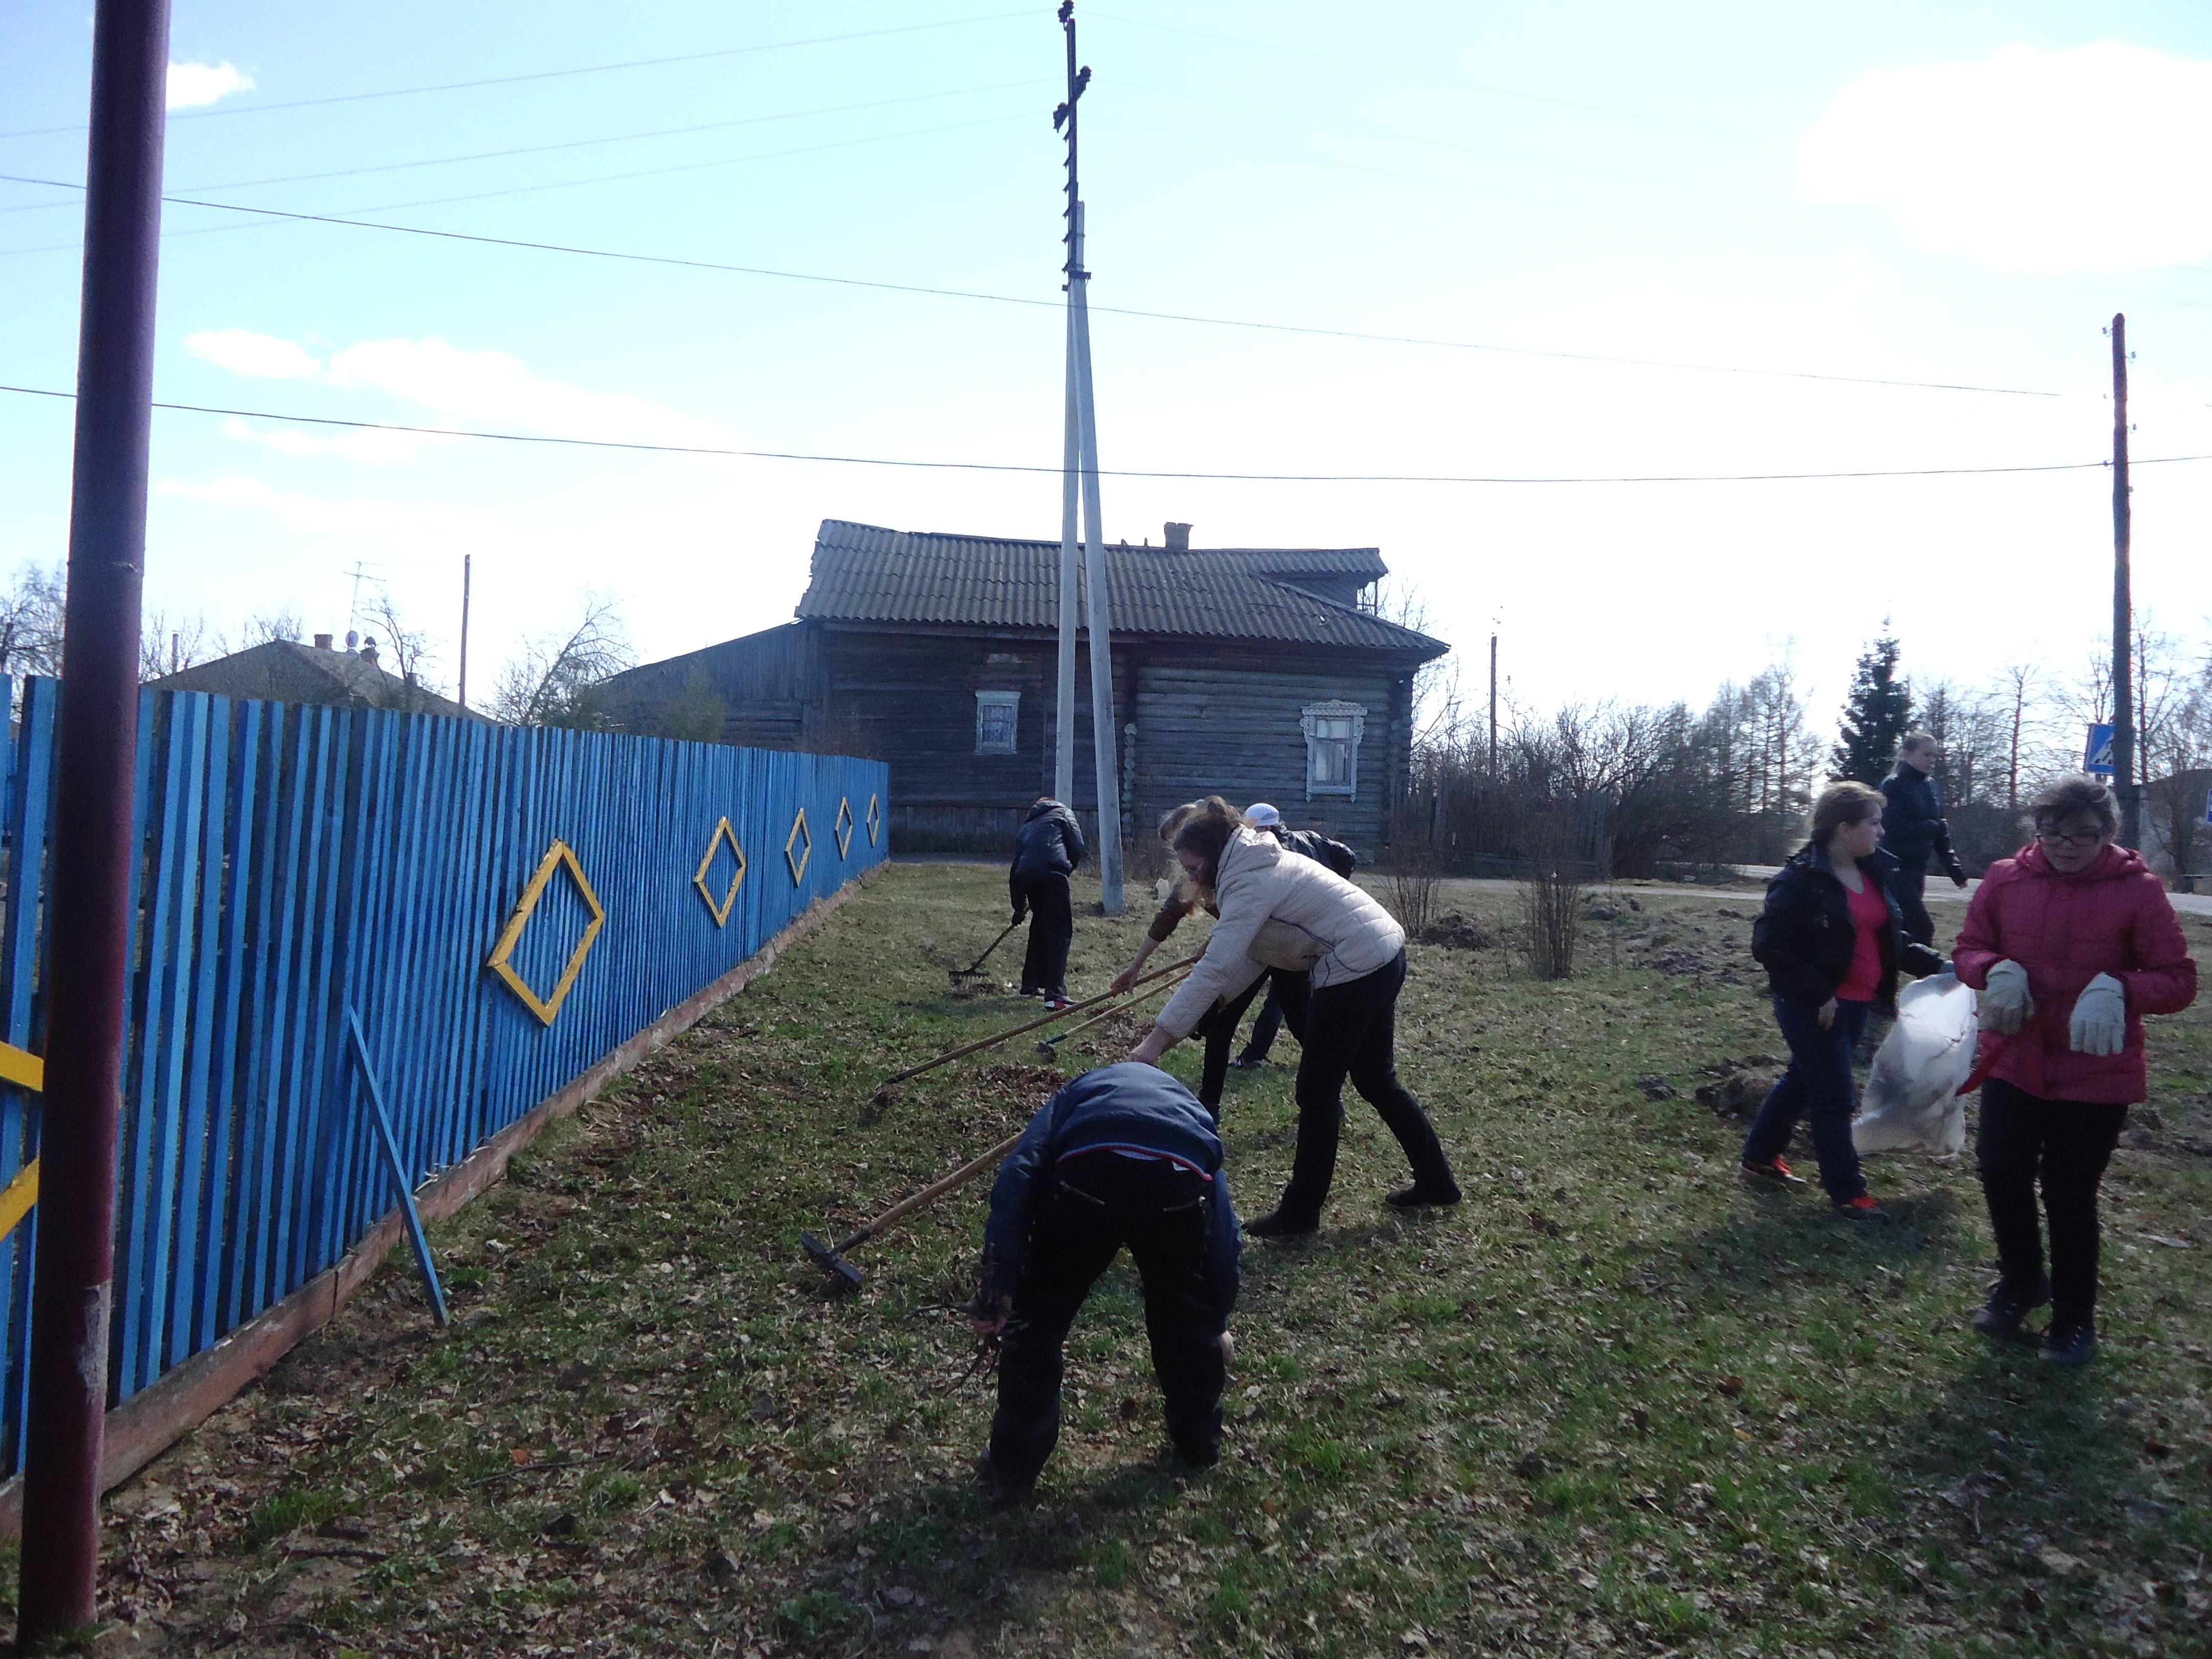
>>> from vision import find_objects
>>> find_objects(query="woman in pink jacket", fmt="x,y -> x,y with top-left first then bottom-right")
1952,775 -> 2197,1366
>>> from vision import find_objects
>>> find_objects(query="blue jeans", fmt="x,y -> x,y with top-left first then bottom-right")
1742,995 -> 1871,1202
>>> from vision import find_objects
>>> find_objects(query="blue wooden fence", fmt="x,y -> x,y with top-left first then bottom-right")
0,678 -> 889,1477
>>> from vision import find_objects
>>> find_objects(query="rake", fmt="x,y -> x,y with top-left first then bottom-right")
801,1127 -> 1027,1290
874,952 -> 1200,1104
1036,960 -> 1195,1054
947,919 -> 1023,990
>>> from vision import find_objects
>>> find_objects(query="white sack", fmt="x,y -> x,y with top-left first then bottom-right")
1853,972 -> 1978,1156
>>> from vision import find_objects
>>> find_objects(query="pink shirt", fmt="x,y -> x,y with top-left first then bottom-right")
1835,871 -> 1889,1003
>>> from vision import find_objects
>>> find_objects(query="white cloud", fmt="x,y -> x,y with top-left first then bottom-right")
218,415 -> 426,465
158,473 -> 481,537
185,327 -> 323,379
325,337 -> 739,451
1799,41 -> 2212,273
166,60 -> 254,111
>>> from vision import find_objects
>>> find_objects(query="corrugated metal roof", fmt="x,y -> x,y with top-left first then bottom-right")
797,520 -> 1444,656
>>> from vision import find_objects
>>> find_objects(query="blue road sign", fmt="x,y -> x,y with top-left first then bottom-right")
2085,723 -> 2115,777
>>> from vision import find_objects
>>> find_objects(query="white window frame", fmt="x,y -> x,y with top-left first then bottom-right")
975,690 -> 1020,755
1302,700 -> 1366,801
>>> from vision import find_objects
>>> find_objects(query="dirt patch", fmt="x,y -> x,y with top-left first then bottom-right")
1419,909 -> 1502,950
1695,1056 -> 1784,1118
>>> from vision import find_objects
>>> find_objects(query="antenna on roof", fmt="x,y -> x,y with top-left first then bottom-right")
1053,1 -> 1124,914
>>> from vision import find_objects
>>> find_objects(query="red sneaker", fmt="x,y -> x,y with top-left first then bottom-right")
1739,1156 -> 1805,1186
1834,1194 -> 1886,1220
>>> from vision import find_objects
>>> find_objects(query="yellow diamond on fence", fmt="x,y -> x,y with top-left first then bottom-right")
692,816 -> 749,927
866,792 -> 882,847
486,839 -> 606,1026
835,796 -> 856,859
785,808 -> 812,885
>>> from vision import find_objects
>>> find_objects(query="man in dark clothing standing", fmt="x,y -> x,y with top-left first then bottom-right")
1010,797 -> 1085,1005
973,1064 -> 1241,1492
1880,733 -> 1969,947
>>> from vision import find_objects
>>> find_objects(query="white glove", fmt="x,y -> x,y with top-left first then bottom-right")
2069,972 -> 2126,1057
1981,960 -> 2034,1035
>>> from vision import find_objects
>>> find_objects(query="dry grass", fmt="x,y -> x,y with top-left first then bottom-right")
11,869 -> 2211,1657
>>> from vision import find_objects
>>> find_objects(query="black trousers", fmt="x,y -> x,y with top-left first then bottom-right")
1194,970 -> 1309,1110
1279,950 -> 1452,1219
1015,871 -> 1073,995
1238,985 -> 1288,1064
988,1154 -> 1227,1485
1976,1078 -> 2128,1316
1895,861 -> 1934,948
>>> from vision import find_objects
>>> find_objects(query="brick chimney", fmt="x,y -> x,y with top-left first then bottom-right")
1163,522 -> 1192,552
313,633 -> 333,650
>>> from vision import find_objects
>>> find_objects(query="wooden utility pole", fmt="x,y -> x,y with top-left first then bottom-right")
2111,314 -> 2139,848
457,552 -> 473,710
1055,1 -> 1123,911
18,0 -> 172,1641
1487,631 -> 1499,777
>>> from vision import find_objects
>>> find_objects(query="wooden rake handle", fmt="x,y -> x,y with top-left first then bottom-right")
840,1125 -> 1030,1250
876,952 -> 1201,1094
1044,960 -> 1195,1048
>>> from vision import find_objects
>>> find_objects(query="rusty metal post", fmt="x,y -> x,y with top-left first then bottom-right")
16,0 -> 172,1642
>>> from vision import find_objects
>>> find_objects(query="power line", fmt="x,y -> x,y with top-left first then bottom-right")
0,10 -> 1033,141
0,173 -> 2066,399
0,80 -> 1049,214
6,382 -> 2201,484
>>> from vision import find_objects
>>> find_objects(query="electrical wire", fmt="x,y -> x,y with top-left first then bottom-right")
0,80 -> 1051,213
6,382 -> 2201,484
0,173 -> 2067,399
0,10 -> 1034,141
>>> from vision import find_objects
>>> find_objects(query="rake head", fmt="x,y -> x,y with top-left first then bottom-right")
801,1230 -> 865,1291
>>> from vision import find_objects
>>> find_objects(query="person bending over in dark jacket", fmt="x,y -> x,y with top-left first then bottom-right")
1952,774 -> 2196,1366
1010,797 -> 1085,1006
1881,732 -> 1968,948
1744,780 -> 1944,1217
971,1064 -> 1241,1493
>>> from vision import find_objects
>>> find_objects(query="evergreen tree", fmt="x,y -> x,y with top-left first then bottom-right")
1831,632 -> 1914,784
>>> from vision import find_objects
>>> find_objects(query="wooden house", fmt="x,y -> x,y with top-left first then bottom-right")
600,519 -> 1449,855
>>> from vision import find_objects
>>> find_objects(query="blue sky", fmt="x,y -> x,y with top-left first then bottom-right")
3,1 -> 2208,722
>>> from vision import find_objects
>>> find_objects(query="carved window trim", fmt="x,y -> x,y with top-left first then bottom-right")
975,690 -> 1020,755
1302,700 -> 1366,801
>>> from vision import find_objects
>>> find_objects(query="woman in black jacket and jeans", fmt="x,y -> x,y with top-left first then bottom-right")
1743,781 -> 1943,1216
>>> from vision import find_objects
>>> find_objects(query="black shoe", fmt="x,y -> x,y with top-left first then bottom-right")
1228,1055 -> 1264,1072
1245,1207 -> 1320,1239
1168,1440 -> 1220,1474
974,1452 -> 1034,1501
2040,1313 -> 2097,1368
1971,1274 -> 2050,1339
1384,1181 -> 1462,1211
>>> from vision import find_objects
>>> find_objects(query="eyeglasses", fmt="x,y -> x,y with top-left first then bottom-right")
2035,828 -> 2105,848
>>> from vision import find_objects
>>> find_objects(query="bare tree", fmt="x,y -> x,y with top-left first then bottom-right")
490,594 -> 634,728
0,563 -> 67,678
229,608 -> 305,649
139,610 -> 214,683
362,589 -> 440,694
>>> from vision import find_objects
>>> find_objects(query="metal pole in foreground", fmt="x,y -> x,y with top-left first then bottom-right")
2109,313 -> 2139,849
17,0 -> 172,1642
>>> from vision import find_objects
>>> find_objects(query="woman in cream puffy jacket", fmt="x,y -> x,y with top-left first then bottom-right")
1129,798 -> 1459,1235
